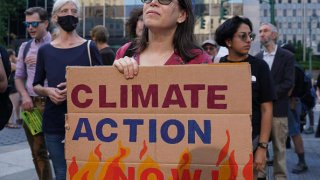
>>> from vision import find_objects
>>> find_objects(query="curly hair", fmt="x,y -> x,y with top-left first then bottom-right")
126,8 -> 143,39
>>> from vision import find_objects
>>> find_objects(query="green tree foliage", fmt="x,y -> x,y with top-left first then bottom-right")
0,0 -> 26,45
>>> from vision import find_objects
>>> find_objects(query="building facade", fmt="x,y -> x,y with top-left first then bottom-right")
260,0 -> 320,55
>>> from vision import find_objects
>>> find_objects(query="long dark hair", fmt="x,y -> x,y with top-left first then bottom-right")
136,0 -> 201,63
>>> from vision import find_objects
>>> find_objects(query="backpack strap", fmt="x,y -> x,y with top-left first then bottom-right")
23,40 -> 32,61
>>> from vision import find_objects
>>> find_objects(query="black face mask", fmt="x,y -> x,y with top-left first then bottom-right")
57,15 -> 78,32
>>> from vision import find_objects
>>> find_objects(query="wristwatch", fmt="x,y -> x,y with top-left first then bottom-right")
258,142 -> 268,149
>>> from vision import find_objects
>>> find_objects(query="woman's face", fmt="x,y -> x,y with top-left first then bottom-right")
227,23 -> 253,56
143,0 -> 186,31
53,2 -> 78,23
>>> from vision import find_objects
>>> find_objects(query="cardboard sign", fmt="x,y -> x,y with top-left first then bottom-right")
66,64 -> 253,180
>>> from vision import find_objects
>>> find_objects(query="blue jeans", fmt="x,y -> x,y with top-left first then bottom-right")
45,133 -> 66,180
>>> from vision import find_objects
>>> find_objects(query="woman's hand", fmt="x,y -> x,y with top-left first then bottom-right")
113,56 -> 139,79
46,87 -> 66,105
56,82 -> 67,96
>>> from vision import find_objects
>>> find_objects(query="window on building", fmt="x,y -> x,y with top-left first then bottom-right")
298,22 -> 301,28
279,22 -> 282,29
278,0 -> 282,3
298,0 -> 301,3
288,22 -> 292,28
283,34 -> 287,43
293,34 -> 296,43
313,34 -> 316,41
288,0 -> 291,3
308,0 -> 311,3
318,42 -> 320,52
283,9 -> 287,16
264,9 -> 268,17
293,9 -> 296,16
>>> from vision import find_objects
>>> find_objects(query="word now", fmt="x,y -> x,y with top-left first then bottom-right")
72,118 -> 211,144
71,84 -> 228,109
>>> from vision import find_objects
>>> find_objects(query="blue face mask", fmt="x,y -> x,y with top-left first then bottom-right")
57,15 -> 78,32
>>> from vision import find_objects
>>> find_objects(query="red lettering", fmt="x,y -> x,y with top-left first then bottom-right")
171,169 -> 202,180
184,84 -> 205,108
207,85 -> 227,109
141,168 -> 164,180
99,85 -> 116,108
71,84 -> 93,108
132,84 -> 158,108
120,85 -> 128,108
162,84 -> 187,108
211,170 -> 219,180
104,166 -> 134,180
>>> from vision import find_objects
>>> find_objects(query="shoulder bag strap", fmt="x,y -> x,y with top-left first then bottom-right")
87,40 -> 92,66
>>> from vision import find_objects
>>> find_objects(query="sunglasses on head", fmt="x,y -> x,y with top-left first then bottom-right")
235,32 -> 256,42
23,21 -> 43,28
141,0 -> 173,5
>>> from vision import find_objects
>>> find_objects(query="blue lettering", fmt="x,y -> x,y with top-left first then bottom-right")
96,118 -> 117,142
188,120 -> 211,144
123,119 -> 144,142
149,119 -> 157,143
72,118 -> 94,141
161,119 -> 184,144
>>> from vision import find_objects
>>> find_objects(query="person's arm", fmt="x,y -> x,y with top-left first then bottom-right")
254,101 -> 273,171
14,42 -> 34,111
0,57 -> 7,93
275,51 -> 295,98
33,47 -> 66,105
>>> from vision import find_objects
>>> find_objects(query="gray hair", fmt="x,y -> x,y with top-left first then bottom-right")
261,22 -> 278,33
52,0 -> 80,15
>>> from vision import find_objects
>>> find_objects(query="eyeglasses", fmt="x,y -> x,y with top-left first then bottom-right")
235,32 -> 256,42
141,0 -> 173,5
23,21 -> 43,28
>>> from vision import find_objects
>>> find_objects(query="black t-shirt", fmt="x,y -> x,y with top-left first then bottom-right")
220,55 -> 276,139
100,47 -> 115,66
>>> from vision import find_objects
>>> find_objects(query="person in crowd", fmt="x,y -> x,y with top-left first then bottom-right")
0,47 -> 8,93
315,74 -> 320,138
201,39 -> 218,62
215,16 -> 275,179
114,0 -> 211,79
32,0 -> 102,179
126,7 -> 144,40
14,7 -> 53,180
91,25 -> 115,65
6,49 -> 20,128
281,43 -> 308,174
256,23 -> 295,180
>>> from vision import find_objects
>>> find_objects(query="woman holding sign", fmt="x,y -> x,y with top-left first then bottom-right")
215,16 -> 276,179
114,0 -> 211,78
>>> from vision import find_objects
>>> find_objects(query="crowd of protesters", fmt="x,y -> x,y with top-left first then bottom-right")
1,0 -> 320,179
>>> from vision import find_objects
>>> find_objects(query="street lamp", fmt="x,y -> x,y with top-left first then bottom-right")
308,12 -> 318,74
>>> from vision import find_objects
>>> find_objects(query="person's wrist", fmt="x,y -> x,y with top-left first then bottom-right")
258,142 -> 268,149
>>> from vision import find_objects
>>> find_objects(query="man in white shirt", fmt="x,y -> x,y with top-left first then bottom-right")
255,23 -> 295,180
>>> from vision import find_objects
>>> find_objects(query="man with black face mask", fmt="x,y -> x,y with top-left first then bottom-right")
32,0 -> 102,179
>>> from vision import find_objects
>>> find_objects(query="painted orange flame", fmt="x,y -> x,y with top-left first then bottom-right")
94,144 -> 102,161
68,156 -> 78,180
72,144 -> 102,179
216,130 -> 230,166
228,150 -> 238,180
98,141 -> 131,179
242,153 -> 253,180
139,140 -> 147,160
